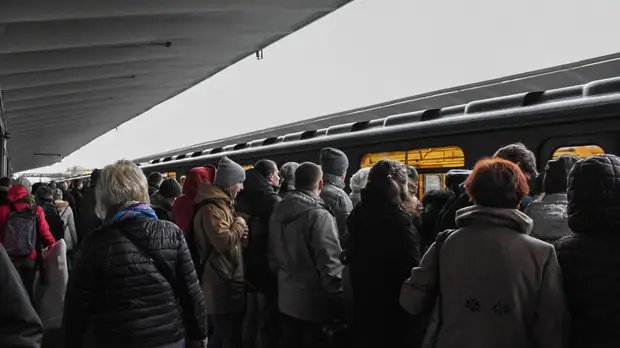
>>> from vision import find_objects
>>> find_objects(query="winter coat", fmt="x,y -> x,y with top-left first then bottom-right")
193,183 -> 246,314
63,212 -> 207,348
55,200 -> 78,251
349,192 -> 361,208
0,243 -> 43,348
173,166 -> 215,236
268,190 -> 343,323
320,173 -> 353,241
150,192 -> 174,222
236,168 -> 281,294
346,189 -> 421,348
0,185 -> 55,260
554,154 -> 620,348
401,205 -> 568,348
524,193 -> 570,243
76,187 -> 101,242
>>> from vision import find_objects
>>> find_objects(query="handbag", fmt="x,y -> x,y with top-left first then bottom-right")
420,229 -> 455,348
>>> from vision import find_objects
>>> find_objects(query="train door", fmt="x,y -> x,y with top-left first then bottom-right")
360,146 -> 466,198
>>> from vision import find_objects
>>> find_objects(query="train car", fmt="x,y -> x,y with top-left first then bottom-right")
136,77 -> 620,196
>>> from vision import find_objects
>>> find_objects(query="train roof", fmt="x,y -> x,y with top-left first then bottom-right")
134,74 -> 620,172
133,53 -> 620,165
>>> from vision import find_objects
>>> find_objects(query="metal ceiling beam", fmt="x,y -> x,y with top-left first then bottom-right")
0,14 -> 292,54
0,0 -> 339,23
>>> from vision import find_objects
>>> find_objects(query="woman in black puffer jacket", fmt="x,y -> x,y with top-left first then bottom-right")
63,160 -> 207,348
555,154 -> 620,348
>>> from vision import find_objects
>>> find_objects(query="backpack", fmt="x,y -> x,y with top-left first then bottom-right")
3,203 -> 38,258
42,202 -> 65,242
186,199 -> 222,283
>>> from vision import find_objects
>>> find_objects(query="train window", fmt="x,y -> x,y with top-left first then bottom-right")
162,172 -> 177,180
361,146 -> 465,197
552,145 -> 604,159
242,164 -> 254,170
361,146 -> 465,169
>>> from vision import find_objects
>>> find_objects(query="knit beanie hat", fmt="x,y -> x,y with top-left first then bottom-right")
214,156 -> 246,188
53,188 -> 63,201
13,176 -> 32,194
320,148 -> 349,177
159,178 -> 183,199
544,155 -> 579,194
280,162 -> 300,189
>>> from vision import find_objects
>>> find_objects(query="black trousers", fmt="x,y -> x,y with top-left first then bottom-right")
208,313 -> 244,348
280,314 -> 327,348
12,258 -> 36,304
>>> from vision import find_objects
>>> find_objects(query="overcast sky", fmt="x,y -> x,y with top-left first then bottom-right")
23,0 -> 620,175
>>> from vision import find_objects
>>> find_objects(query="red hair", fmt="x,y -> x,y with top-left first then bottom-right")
465,157 -> 529,209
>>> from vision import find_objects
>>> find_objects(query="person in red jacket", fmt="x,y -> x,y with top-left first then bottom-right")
0,185 -> 55,301
172,166 -> 215,236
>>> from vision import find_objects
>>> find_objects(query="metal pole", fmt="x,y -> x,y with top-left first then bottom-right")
0,87 -> 8,178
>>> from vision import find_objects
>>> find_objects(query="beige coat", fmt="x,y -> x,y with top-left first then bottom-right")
193,183 -> 247,314
400,205 -> 569,348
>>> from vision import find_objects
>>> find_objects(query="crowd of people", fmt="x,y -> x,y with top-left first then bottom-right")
1,143 -> 619,348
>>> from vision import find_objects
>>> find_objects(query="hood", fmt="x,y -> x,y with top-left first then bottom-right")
272,190 -> 326,224
55,200 -> 69,209
8,185 -> 29,203
323,173 -> 346,190
185,166 -> 216,197
455,205 -> 533,235
242,168 -> 275,196
195,181 -> 230,204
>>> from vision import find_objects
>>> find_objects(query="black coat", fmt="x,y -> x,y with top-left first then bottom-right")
554,154 -> 620,348
63,215 -> 207,348
346,189 -> 421,348
0,244 -> 43,348
236,168 -> 281,294
76,187 -> 101,242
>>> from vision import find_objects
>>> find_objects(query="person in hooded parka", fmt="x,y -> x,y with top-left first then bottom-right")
555,154 -> 620,348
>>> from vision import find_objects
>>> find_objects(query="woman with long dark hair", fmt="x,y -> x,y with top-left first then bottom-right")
346,159 -> 421,348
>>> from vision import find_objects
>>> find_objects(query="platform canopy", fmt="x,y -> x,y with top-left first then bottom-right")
0,0 -> 352,172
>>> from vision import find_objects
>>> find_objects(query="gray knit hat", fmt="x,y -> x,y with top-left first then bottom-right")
320,147 -> 349,176
214,156 -> 246,188
280,162 -> 300,188
13,176 -> 32,193
53,188 -> 63,201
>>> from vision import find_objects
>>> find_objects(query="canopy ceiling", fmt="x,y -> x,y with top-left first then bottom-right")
0,0 -> 352,171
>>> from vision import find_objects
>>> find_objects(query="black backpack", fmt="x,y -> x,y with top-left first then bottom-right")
186,199 -> 222,283
42,202 -> 65,242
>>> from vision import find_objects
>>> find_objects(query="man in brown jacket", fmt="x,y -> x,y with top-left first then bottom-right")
194,156 -> 248,348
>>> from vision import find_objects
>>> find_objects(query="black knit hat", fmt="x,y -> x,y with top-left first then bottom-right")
159,178 -> 182,199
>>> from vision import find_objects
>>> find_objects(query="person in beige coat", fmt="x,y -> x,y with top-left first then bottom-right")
194,156 -> 248,348
400,157 -> 569,348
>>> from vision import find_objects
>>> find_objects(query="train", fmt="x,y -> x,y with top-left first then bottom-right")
66,76 -> 620,197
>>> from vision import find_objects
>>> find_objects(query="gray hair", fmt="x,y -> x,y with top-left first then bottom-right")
349,167 -> 371,193
96,160 -> 149,219
280,162 -> 300,188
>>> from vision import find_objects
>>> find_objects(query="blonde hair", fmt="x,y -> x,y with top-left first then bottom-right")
96,160 -> 149,219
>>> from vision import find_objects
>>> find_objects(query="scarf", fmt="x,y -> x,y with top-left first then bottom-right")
109,201 -> 158,223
